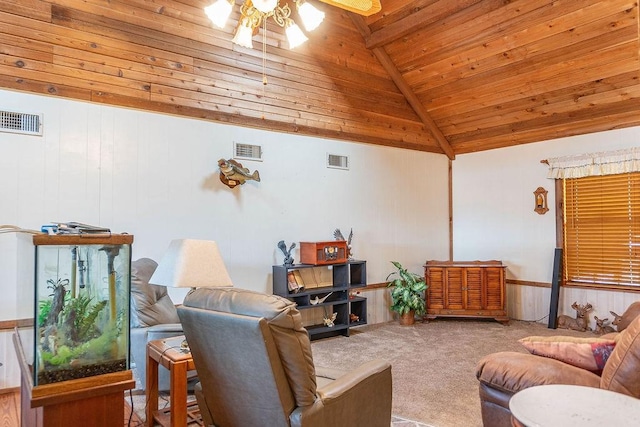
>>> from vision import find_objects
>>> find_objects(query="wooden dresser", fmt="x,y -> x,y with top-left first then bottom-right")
424,260 -> 508,324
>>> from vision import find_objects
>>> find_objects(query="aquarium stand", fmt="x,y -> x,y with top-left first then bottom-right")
14,331 -> 135,427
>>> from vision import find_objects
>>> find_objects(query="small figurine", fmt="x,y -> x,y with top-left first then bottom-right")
323,310 -> 337,327
349,313 -> 360,323
334,227 -> 354,260
277,240 -> 296,266
46,278 -> 68,327
593,316 -> 616,335
610,301 -> 640,332
310,292 -> 333,305
557,302 -> 593,331
218,158 -> 260,188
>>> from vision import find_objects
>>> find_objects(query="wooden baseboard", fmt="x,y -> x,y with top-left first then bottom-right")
0,319 -> 34,331
361,282 -> 388,290
0,387 -> 20,395
370,279 -> 554,289
506,279 -> 551,288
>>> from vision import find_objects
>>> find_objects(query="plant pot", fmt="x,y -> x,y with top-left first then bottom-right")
399,310 -> 416,326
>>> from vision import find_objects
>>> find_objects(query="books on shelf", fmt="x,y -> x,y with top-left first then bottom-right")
298,269 -> 316,289
287,266 -> 337,293
288,270 -> 305,293
298,267 -> 333,289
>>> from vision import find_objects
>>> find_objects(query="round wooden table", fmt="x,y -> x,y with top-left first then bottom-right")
509,384 -> 640,426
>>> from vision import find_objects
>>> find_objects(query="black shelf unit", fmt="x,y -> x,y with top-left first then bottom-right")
273,260 -> 367,340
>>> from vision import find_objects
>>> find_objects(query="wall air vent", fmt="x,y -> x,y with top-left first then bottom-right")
327,153 -> 349,170
0,110 -> 43,136
234,142 -> 263,161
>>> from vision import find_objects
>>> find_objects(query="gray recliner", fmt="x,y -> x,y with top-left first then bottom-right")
178,287 -> 393,427
129,257 -> 185,391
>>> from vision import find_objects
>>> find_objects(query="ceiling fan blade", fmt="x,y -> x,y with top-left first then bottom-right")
316,0 -> 382,16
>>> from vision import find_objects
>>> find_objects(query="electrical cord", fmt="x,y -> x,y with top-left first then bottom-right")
0,224 -> 42,234
129,345 -> 186,426
126,389 -> 146,427
125,345 -> 183,427
160,344 -> 189,357
516,314 -> 550,323
127,389 -> 134,426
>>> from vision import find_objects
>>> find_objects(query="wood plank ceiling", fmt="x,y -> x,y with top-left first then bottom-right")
0,0 -> 638,158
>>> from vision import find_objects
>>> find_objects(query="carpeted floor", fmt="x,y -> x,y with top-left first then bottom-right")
124,394 -> 433,427
128,318 -> 588,427
127,392 -> 433,426
311,318 -> 588,427
126,392 -> 195,426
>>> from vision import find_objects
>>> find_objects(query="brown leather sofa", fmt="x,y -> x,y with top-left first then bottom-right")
475,315 -> 640,427
178,287 -> 393,427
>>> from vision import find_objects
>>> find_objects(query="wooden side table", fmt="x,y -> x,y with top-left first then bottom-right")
509,384 -> 640,426
146,336 -> 199,427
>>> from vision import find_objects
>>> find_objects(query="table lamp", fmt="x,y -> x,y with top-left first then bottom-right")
149,239 -> 234,289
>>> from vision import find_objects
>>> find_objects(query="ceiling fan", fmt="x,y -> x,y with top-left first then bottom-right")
316,0 -> 382,16
204,0 -> 382,52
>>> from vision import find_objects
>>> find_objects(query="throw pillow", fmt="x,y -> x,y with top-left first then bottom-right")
519,335 -> 616,372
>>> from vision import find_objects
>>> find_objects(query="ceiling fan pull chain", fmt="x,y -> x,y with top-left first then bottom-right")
262,18 -> 268,86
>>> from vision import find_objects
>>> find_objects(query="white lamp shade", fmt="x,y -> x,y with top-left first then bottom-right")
233,21 -> 255,49
150,239 -> 233,288
297,1 -> 324,32
286,22 -> 308,49
204,0 -> 233,29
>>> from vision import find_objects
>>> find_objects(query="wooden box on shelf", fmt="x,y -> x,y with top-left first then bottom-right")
273,261 -> 367,340
299,241 -> 347,265
424,260 -> 508,324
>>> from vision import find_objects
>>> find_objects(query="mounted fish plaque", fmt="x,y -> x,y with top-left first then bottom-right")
218,158 -> 261,189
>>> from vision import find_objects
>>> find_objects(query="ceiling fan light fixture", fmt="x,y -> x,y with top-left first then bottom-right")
296,0 -> 325,32
204,0 -> 322,50
233,19 -> 255,49
204,0 -> 234,29
285,20 -> 308,49
252,0 -> 279,14
316,0 -> 381,16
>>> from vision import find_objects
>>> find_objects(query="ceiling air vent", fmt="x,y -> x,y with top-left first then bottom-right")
234,142 -> 263,161
0,110 -> 43,136
327,153 -> 349,170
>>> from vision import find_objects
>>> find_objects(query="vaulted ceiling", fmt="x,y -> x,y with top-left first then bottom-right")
1,0 -> 638,159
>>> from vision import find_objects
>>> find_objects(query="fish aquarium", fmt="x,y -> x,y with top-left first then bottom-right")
32,234 -> 133,385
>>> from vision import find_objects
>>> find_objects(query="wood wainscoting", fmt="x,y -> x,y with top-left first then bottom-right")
0,390 -> 19,426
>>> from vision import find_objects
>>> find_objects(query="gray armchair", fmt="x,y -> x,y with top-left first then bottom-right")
129,257 -> 185,391
177,287 -> 393,427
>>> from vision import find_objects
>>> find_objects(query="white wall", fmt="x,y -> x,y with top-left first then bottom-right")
0,88 -> 450,388
9,86 -> 639,390
453,127 -> 640,323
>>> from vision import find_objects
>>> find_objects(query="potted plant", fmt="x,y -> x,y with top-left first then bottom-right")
386,261 -> 427,325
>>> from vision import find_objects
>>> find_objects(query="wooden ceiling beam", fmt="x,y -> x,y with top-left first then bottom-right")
351,14 -> 455,160
365,0 -> 482,49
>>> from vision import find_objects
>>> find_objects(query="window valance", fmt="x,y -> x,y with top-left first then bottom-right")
545,147 -> 640,179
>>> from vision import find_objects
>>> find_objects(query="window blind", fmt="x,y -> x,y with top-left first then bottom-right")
563,172 -> 640,288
